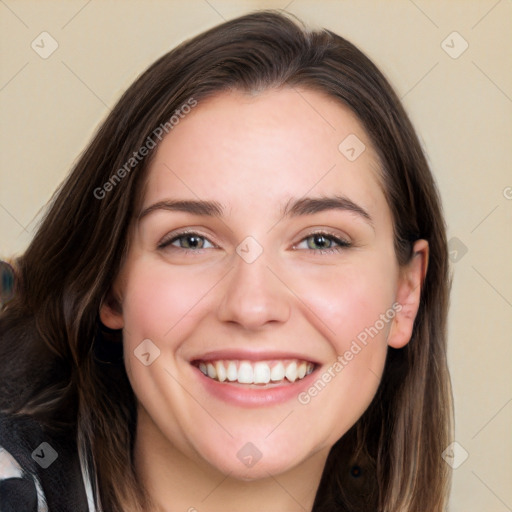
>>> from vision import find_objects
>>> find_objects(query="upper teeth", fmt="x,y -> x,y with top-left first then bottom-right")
197,360 -> 314,384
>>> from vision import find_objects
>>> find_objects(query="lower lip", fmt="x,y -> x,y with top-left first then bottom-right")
193,366 -> 318,407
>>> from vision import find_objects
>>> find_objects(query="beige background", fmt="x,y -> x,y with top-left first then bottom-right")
1,1 -> 511,510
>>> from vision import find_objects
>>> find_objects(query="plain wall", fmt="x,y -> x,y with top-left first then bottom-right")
1,1 -> 511,510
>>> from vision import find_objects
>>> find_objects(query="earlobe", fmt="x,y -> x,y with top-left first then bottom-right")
99,290 -> 125,330
387,239 -> 429,349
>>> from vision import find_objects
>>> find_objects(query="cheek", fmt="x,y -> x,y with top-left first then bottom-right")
119,261 -> 218,390
121,260 -> 215,343
292,259 -> 397,352
291,258 -> 396,432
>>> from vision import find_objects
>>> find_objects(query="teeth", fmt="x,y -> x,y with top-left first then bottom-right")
285,361 -> 297,382
226,361 -> 238,381
297,361 -> 306,379
270,362 -> 285,381
196,359 -> 314,385
206,363 -> 216,379
215,361 -> 226,382
254,362 -> 271,384
238,362 -> 253,384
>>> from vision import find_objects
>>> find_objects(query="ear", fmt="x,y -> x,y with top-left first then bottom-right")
387,239 -> 429,349
99,289 -> 124,330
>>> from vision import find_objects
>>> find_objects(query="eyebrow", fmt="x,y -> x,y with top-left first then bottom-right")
281,195 -> 372,225
138,195 -> 373,227
138,199 -> 225,220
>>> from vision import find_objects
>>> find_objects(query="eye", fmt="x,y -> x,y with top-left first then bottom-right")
158,231 -> 215,252
294,231 -> 351,255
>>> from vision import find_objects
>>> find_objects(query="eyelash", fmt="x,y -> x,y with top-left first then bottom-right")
157,230 -> 351,256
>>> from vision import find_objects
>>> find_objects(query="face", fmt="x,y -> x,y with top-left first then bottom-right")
101,88 -> 426,480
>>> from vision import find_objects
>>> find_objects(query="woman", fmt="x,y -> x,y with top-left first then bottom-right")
0,10 -> 453,512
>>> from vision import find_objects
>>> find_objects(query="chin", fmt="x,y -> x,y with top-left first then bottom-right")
197,435 -> 311,480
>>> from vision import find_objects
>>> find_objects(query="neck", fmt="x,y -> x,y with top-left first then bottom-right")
133,406 -> 328,512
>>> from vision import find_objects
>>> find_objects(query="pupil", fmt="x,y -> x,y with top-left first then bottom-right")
187,235 -> 201,248
314,235 -> 328,248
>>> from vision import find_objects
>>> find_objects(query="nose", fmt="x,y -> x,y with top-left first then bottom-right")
216,248 -> 291,331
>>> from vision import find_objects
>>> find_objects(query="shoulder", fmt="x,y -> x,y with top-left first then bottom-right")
0,412 -> 94,511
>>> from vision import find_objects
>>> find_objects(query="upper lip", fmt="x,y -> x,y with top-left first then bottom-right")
190,349 -> 319,364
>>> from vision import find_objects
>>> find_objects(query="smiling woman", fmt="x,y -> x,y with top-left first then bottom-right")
0,10 -> 452,512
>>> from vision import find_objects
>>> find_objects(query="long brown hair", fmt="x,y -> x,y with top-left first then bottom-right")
0,10 -> 453,511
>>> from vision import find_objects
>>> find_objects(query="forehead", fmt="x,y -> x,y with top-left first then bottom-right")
141,87 -> 387,222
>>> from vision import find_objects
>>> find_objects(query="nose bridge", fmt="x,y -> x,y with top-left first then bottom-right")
216,240 -> 291,329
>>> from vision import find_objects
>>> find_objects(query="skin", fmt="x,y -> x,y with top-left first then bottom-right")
101,87 -> 428,512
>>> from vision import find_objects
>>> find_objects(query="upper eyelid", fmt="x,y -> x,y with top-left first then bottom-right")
294,232 -> 350,245
159,230 -> 217,248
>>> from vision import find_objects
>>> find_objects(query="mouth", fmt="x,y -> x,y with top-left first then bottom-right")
192,359 -> 316,386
